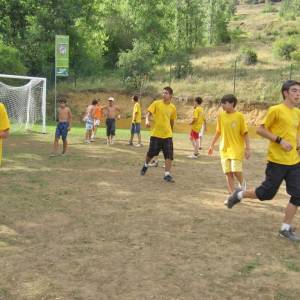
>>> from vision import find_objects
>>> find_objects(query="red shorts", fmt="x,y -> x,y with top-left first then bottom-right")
190,130 -> 199,140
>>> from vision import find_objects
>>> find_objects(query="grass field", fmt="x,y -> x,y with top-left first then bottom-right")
1,127 -> 300,300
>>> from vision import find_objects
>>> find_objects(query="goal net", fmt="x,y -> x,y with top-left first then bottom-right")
0,74 -> 47,133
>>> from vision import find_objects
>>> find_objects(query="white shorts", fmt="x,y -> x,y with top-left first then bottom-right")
94,119 -> 100,126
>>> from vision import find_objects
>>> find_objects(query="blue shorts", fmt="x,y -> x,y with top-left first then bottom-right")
56,122 -> 69,141
131,123 -> 141,134
86,117 -> 94,130
106,118 -> 116,136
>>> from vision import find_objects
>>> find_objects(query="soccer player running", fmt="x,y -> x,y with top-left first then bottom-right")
140,86 -> 177,183
188,96 -> 206,159
128,95 -> 142,147
51,98 -> 72,156
208,94 -> 250,194
0,102 -> 10,166
226,80 -> 300,242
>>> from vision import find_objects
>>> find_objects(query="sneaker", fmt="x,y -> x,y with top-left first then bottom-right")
163,174 -> 175,183
279,229 -> 300,242
187,154 -> 198,159
128,142 -> 133,146
226,188 -> 242,209
90,138 -> 95,142
135,143 -> 143,147
149,160 -> 159,167
85,140 -> 91,144
140,165 -> 148,175
49,153 -> 58,157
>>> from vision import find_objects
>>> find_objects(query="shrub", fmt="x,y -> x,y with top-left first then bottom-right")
273,38 -> 298,60
240,48 -> 258,65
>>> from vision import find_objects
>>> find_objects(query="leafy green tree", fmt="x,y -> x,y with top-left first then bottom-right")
118,40 -> 154,90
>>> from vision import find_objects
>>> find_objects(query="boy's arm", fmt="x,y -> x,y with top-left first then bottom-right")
68,109 -> 72,130
208,132 -> 220,155
170,119 -> 175,131
244,132 -> 250,159
145,111 -> 152,127
0,129 -> 9,138
190,117 -> 196,125
257,125 -> 292,152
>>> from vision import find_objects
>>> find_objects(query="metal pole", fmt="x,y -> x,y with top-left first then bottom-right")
233,59 -> 237,94
289,63 -> 293,80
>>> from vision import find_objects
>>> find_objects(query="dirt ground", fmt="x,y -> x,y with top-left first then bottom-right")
0,130 -> 300,300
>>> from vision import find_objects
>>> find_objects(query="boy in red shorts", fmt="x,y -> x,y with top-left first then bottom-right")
188,97 -> 206,159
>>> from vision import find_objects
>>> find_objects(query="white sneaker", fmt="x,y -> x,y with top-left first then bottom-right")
85,140 -> 91,144
135,144 -> 143,147
187,154 -> 198,159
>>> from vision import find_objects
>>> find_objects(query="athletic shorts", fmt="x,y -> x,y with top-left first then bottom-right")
94,119 -> 100,126
55,122 -> 69,141
106,118 -> 116,136
221,159 -> 243,174
131,123 -> 141,134
255,161 -> 300,206
147,137 -> 173,160
86,117 -> 94,130
190,130 -> 199,140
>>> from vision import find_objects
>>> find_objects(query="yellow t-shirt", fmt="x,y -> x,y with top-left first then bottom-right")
191,106 -> 205,133
132,102 -> 142,123
148,100 -> 177,138
0,103 -> 10,166
262,103 -> 300,165
216,111 -> 248,160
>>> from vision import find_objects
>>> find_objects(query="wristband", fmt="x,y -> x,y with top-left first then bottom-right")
275,136 -> 282,144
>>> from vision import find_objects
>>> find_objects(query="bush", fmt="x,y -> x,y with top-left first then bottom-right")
291,51 -> 300,62
240,48 -> 258,65
273,38 -> 298,60
263,3 -> 278,13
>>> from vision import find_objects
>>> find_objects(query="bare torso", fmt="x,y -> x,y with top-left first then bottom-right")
58,107 -> 71,122
105,104 -> 120,119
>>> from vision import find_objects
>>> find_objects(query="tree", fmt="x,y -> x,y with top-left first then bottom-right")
118,40 -> 154,91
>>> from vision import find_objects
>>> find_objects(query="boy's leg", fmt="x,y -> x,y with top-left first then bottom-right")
141,137 -> 160,175
225,172 -> 235,194
162,138 -> 175,182
62,139 -> 68,154
53,137 -> 59,154
129,123 -> 134,145
193,138 -> 199,156
138,133 -> 141,145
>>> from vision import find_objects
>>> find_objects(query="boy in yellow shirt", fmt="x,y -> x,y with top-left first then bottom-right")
226,80 -> 300,242
140,87 -> 177,182
0,103 -> 10,166
208,94 -> 250,193
128,95 -> 142,147
188,96 -> 206,158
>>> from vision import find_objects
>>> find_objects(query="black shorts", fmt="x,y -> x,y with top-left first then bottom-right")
106,118 -> 116,136
147,137 -> 173,160
255,161 -> 300,206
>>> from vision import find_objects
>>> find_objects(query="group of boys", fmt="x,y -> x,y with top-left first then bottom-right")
1,80 -> 300,242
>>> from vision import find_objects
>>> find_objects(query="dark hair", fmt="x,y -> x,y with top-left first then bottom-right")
195,96 -> 203,105
92,99 -> 98,105
133,95 -> 139,101
163,86 -> 173,95
58,98 -> 67,104
281,80 -> 300,99
221,94 -> 237,108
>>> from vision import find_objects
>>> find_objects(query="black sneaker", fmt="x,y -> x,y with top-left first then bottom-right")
163,174 -> 175,183
279,229 -> 300,242
226,188 -> 242,209
140,165 -> 148,175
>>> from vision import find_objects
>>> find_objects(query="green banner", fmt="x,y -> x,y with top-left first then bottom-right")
55,35 -> 69,77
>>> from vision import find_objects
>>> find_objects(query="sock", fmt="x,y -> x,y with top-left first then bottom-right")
144,162 -> 148,167
165,171 -> 170,176
237,191 -> 244,200
281,223 -> 291,231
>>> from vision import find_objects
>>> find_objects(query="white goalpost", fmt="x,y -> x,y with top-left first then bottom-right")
0,74 -> 47,133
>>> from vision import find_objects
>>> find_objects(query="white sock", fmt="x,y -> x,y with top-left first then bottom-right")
144,163 -> 148,167
281,223 -> 291,231
165,171 -> 170,176
237,191 -> 244,200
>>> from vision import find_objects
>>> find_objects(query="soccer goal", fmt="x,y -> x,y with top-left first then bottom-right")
0,74 -> 47,133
